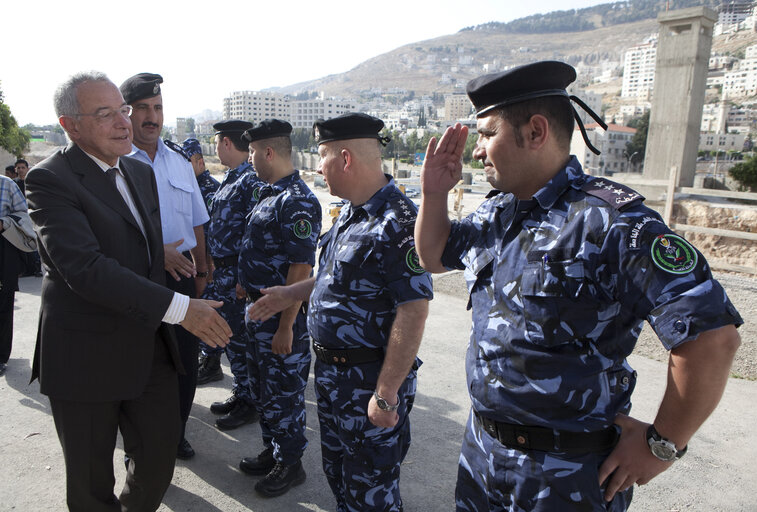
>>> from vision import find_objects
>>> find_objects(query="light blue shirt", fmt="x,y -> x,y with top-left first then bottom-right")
129,139 -> 209,253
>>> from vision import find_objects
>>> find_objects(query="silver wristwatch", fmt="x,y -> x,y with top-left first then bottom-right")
646,424 -> 687,461
373,391 -> 399,412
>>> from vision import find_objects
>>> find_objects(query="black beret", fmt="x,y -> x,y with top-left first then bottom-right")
466,61 -> 576,117
242,119 -> 292,143
214,120 -> 253,137
313,113 -> 385,145
120,73 -> 163,104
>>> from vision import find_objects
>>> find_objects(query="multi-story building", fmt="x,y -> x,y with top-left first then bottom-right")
718,0 -> 754,26
222,91 -> 354,129
289,97 -> 354,129
444,94 -> 473,121
223,91 -> 291,125
621,35 -> 658,99
570,123 -> 637,175
700,131 -> 747,152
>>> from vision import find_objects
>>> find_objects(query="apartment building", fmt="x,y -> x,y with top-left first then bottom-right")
621,35 -> 658,99
570,123 -> 637,175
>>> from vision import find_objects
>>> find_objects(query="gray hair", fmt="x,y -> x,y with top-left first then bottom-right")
53,71 -> 110,117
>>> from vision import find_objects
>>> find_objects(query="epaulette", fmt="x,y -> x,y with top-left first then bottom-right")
582,177 -> 644,211
164,139 -> 190,162
390,190 -> 417,226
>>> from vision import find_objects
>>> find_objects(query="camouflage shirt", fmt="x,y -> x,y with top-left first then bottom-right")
196,170 -> 220,215
441,157 -> 742,432
238,170 -> 320,292
207,162 -> 263,259
308,176 -> 433,349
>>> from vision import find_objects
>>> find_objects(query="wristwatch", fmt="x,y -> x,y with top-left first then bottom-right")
373,391 -> 399,412
646,424 -> 687,461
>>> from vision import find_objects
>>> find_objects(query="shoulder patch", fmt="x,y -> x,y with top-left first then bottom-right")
583,178 -> 644,211
389,191 -> 418,226
627,215 -> 662,250
650,234 -> 698,274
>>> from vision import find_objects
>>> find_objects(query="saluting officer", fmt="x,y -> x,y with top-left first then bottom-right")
236,119 -> 321,498
415,61 -> 742,511
199,120 -> 264,431
248,113 -> 432,512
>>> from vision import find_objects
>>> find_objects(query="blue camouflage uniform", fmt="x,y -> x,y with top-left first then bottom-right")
238,170 -> 320,466
201,161 -> 263,405
442,157 -> 743,512
308,176 -> 433,512
196,170 -> 220,214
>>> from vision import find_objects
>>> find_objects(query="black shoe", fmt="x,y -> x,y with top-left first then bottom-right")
210,394 -> 238,415
0,362 -> 6,377
254,460 -> 306,497
176,438 -> 195,460
216,400 -> 258,431
239,447 -> 275,476
197,353 -> 223,385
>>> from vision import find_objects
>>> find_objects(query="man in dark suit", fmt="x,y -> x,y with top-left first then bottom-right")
25,71 -> 232,512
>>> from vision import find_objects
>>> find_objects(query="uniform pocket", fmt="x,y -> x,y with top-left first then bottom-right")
520,259 -> 586,346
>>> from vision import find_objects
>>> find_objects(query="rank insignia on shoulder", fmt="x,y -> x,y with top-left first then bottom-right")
164,139 -> 190,161
583,178 -> 644,210
650,234 -> 698,274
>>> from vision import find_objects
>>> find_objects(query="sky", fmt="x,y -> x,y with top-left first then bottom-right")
2,0 -> 609,127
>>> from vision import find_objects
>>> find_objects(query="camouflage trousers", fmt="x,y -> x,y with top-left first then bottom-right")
201,266 -> 252,403
455,410 -> 632,511
315,359 -> 417,512
246,312 -> 310,464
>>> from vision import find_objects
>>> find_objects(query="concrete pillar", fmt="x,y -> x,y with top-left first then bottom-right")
643,7 -> 716,186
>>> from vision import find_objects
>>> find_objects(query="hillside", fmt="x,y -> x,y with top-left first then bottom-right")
275,19 -> 658,98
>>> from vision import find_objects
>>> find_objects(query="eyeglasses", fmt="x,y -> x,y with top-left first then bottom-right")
75,105 -> 133,123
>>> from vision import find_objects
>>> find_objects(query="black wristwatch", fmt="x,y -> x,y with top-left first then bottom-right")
373,391 -> 399,412
646,424 -> 687,461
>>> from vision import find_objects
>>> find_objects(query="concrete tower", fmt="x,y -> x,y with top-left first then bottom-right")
643,7 -> 717,186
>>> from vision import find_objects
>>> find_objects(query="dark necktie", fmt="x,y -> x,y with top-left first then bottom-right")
106,167 -> 119,187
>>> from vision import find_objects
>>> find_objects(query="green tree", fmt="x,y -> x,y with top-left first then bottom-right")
625,110 -> 649,164
729,155 -> 757,191
0,84 -> 30,156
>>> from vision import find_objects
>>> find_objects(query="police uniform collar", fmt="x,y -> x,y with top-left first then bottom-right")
267,169 -> 300,194
531,156 -> 583,211
350,174 -> 395,219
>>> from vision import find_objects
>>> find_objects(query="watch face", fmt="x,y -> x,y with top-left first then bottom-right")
651,443 -> 676,461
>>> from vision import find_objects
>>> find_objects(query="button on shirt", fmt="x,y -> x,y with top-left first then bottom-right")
207,162 -> 263,259
308,176 -> 433,350
441,156 -> 743,432
238,171 -> 321,293
129,139 -> 209,252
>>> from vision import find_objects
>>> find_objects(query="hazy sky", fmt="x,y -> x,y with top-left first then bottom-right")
3,0 -> 609,126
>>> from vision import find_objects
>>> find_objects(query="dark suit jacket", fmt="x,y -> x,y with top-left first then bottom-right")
26,143 -> 182,402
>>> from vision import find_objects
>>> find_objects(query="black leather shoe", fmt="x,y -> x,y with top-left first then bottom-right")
176,438 -> 195,460
216,400 -> 258,431
239,447 -> 275,476
210,394 -> 238,415
254,460 -> 306,497
197,353 -> 223,385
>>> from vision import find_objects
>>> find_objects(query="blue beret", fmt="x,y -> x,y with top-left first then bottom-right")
313,113 -> 389,146
120,73 -> 163,104
242,119 -> 292,143
213,119 -> 253,137
181,138 -> 202,158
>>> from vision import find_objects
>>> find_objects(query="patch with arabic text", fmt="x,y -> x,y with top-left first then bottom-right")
406,247 -> 425,274
293,218 -> 313,239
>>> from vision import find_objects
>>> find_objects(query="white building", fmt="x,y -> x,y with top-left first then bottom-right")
700,132 -> 747,152
444,94 -> 473,121
222,91 -> 354,129
621,35 -> 658,99
570,123 -> 637,175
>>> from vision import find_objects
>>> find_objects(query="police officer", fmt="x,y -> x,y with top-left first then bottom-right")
120,72 -> 211,459
197,121 -> 263,431
182,137 -> 220,212
237,119 -> 321,497
248,113 -> 432,511
414,61 -> 743,511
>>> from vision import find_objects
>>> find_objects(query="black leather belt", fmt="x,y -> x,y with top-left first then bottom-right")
213,254 -> 239,269
474,410 -> 618,455
313,342 -> 384,366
